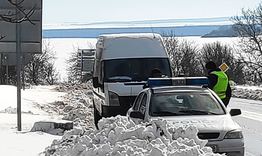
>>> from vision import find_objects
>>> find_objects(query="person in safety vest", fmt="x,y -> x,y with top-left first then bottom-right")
205,61 -> 231,107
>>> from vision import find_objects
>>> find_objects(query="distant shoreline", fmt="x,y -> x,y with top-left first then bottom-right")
43,25 -> 235,38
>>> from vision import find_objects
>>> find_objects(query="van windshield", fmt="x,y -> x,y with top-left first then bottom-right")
104,58 -> 171,82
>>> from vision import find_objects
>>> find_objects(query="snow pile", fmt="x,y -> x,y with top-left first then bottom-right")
233,86 -> 262,101
51,83 -> 94,128
0,106 -> 34,114
44,116 -> 223,156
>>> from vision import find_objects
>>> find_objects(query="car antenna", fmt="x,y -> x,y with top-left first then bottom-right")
150,23 -> 156,38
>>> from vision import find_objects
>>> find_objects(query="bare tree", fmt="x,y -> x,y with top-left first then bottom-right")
200,42 -> 245,84
67,42 -> 96,84
44,63 -> 58,85
176,40 -> 202,76
163,33 -> 202,76
232,4 -> 262,83
67,47 -> 82,84
162,31 -> 179,74
24,41 -> 58,85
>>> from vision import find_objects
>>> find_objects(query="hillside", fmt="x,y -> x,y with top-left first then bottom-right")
202,25 -> 238,37
43,17 -> 233,38
43,25 -> 222,38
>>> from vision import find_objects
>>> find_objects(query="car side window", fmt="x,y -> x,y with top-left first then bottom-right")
133,93 -> 144,111
139,94 -> 147,114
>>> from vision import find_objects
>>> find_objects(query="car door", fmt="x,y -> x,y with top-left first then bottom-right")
138,93 -> 148,120
127,92 -> 144,116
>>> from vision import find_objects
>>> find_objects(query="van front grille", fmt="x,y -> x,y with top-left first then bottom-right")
197,133 -> 220,139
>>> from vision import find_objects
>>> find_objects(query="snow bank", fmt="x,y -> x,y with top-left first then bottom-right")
44,116 -> 222,156
0,85 -> 66,115
233,86 -> 262,101
52,83 -> 94,128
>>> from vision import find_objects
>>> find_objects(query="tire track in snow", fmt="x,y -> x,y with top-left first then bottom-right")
240,110 -> 262,122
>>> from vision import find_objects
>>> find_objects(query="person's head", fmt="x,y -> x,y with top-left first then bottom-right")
151,68 -> 162,78
205,61 -> 217,71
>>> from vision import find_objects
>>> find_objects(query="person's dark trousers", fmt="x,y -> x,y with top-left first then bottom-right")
222,98 -> 230,107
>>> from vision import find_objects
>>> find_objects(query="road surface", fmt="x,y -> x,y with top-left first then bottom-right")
229,97 -> 262,156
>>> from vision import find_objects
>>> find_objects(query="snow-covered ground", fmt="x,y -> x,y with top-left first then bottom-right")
0,84 -> 224,156
0,85 -> 66,156
229,97 -> 262,156
232,85 -> 262,101
0,83 -> 95,156
1,83 -> 262,155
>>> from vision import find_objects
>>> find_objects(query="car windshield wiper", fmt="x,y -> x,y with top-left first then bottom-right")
179,109 -> 221,115
152,111 -> 187,116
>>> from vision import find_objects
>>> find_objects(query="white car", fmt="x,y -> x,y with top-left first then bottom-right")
127,78 -> 244,156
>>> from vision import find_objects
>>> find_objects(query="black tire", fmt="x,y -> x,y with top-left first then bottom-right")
93,101 -> 102,129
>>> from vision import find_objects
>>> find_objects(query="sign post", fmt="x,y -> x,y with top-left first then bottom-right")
16,0 -> 22,131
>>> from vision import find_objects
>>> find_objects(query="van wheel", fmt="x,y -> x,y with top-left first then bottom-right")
93,102 -> 101,129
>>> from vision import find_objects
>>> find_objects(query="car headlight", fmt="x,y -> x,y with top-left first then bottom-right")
224,130 -> 243,139
108,91 -> 120,106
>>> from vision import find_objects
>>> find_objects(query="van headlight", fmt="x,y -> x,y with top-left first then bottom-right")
108,91 -> 120,106
224,130 -> 243,139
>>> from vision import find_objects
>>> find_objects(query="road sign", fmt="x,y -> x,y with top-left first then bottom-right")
0,0 -> 42,54
78,49 -> 95,73
0,0 -> 42,131
219,63 -> 229,72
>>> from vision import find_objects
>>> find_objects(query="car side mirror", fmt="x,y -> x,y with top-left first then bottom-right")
130,111 -> 144,120
92,77 -> 101,88
230,109 -> 241,116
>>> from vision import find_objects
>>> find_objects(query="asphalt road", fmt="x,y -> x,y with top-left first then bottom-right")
229,98 -> 262,156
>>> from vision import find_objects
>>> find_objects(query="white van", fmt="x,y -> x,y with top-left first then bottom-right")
92,33 -> 172,126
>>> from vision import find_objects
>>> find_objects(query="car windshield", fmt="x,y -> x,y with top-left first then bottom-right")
149,92 -> 225,116
103,58 -> 171,82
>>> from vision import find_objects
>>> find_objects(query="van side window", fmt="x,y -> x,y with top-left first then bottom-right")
133,93 -> 144,111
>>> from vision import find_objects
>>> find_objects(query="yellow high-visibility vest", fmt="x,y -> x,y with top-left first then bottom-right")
211,71 -> 228,99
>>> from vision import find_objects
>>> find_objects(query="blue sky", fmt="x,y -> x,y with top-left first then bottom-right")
43,0 -> 262,24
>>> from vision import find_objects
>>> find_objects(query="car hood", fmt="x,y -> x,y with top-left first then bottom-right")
151,114 -> 241,140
